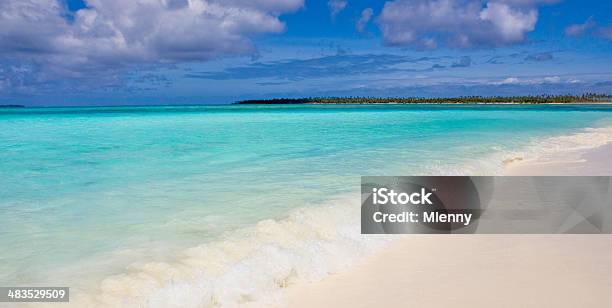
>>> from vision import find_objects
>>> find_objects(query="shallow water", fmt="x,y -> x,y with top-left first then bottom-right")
1,104 -> 612,306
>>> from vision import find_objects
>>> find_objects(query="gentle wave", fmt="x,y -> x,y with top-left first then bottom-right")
62,195 -> 392,308
35,125 -> 612,308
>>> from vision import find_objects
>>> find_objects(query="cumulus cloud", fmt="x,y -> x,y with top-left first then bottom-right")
328,0 -> 347,18
377,0 -> 551,49
0,0 -> 303,71
356,8 -> 374,33
565,17 -> 595,37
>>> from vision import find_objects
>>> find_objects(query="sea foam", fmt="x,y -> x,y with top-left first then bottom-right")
63,194 -> 393,308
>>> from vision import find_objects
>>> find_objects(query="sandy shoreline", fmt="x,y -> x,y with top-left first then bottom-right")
505,142 -> 612,175
285,235 -> 612,308
283,134 -> 612,307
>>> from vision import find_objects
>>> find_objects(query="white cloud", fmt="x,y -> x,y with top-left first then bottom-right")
565,17 -> 595,37
496,0 -> 559,5
0,0 -> 303,70
377,0 -> 546,49
479,2 -> 537,43
356,8 -> 373,33
494,76 -> 567,85
328,0 -> 347,18
500,77 -> 520,84
564,17 -> 612,41
543,76 -> 560,83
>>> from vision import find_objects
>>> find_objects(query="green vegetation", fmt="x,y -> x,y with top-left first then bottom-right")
235,94 -> 611,105
0,104 -> 25,108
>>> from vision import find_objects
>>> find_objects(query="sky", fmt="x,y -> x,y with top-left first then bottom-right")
0,0 -> 611,106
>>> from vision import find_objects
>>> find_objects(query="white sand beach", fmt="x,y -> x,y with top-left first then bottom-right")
283,137 -> 612,308
506,142 -> 612,175
285,235 -> 612,308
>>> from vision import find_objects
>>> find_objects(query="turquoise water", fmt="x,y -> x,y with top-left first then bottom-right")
1,104 -> 612,305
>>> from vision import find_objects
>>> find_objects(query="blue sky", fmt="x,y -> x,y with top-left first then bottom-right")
1,0 -> 611,106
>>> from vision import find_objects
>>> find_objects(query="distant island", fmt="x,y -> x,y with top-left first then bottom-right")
0,104 -> 25,108
235,94 -> 612,105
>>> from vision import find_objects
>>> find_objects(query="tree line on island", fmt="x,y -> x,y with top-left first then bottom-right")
235,93 -> 611,105
0,104 -> 25,108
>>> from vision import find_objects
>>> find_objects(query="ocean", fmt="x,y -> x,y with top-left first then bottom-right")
1,104 -> 612,306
